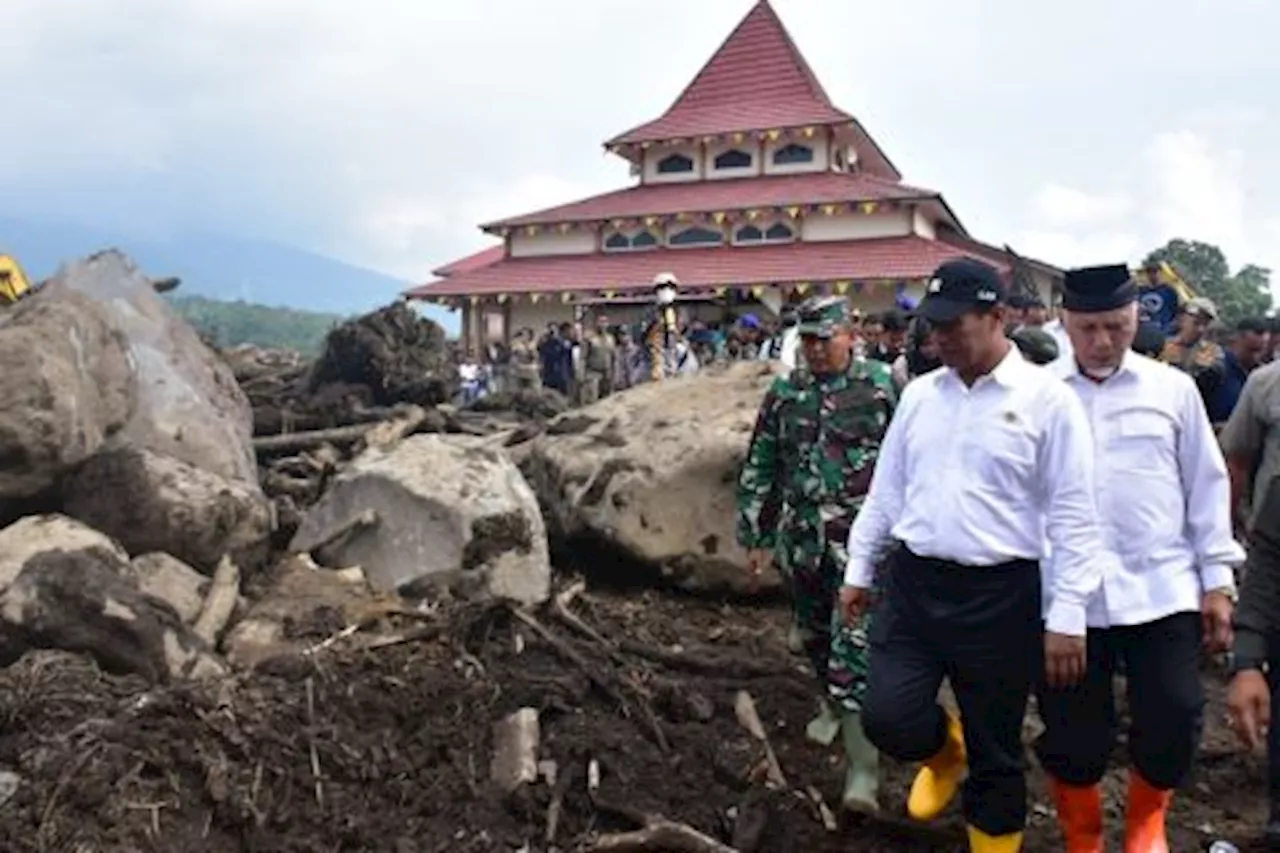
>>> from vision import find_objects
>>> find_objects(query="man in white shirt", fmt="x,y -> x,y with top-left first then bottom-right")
839,258 -> 1109,853
1036,264 -> 1242,852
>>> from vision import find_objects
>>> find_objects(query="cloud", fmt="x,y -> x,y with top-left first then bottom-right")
1031,184 -> 1134,228
1018,127 -> 1279,288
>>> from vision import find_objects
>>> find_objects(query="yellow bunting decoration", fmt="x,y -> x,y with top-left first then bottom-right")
796,282 -> 811,295
766,129 -> 782,141
677,212 -> 692,222
859,202 -> 879,215
835,281 -> 851,295
750,285 -> 764,298
712,211 -> 727,224
644,215 -> 658,227
497,294 -> 509,304
524,225 -> 540,236
530,293 -> 542,304
557,222 -> 571,234
733,132 -> 745,143
468,295 -> 480,305
560,291 -> 573,303
786,206 -> 801,219
746,209 -> 760,221
820,204 -> 837,217
802,126 -> 815,138
714,286 -> 728,296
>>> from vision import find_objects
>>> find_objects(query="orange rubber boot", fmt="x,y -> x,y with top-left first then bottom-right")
1123,771 -> 1172,853
1048,778 -> 1104,853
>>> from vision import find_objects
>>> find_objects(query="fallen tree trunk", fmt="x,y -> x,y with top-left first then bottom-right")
253,424 -> 379,455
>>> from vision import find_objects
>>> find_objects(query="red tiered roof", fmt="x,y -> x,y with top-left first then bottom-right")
405,236 -> 997,299
431,245 -> 504,277
482,172 -> 936,231
606,0 -> 900,181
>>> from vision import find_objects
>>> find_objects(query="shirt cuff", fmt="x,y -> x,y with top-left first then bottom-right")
843,557 -> 873,588
1200,563 -> 1237,595
1045,599 -> 1086,637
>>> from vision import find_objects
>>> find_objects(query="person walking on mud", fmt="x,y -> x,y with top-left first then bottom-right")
1037,264 -> 1242,852
840,258 -> 1111,853
736,295 -> 897,815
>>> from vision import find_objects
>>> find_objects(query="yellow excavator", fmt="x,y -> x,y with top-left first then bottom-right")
0,253 -> 32,304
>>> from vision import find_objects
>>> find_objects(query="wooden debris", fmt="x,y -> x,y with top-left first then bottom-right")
362,404 -> 427,450
587,800 -> 739,853
192,555 -> 240,647
733,691 -> 786,789
253,423 -> 382,456
803,786 -> 838,832
490,708 -> 540,794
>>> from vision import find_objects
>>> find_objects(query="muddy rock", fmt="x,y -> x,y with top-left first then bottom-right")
223,555 -> 381,668
39,250 -> 272,566
0,515 -> 224,681
63,448 -> 274,572
524,361 -> 779,594
0,290 -> 134,500
290,434 -> 550,605
126,553 -> 209,625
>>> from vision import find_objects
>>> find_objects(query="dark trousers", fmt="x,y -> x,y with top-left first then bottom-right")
1035,612 -> 1204,790
862,547 -> 1042,836
1267,643 -> 1280,815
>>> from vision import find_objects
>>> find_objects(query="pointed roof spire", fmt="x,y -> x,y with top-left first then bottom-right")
606,0 -> 900,180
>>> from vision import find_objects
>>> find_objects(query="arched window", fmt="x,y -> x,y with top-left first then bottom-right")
734,225 -> 764,243
669,226 -> 724,247
604,232 -> 631,250
630,231 -> 658,248
657,153 -> 694,174
714,149 -> 753,170
764,222 -> 795,242
773,143 -> 814,165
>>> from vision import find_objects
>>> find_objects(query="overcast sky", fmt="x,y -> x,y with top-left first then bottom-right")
1,0 -> 1276,290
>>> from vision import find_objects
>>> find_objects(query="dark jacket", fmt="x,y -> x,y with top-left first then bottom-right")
1233,476 -> 1280,669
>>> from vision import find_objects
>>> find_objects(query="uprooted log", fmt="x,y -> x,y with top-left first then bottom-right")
587,800 -> 739,853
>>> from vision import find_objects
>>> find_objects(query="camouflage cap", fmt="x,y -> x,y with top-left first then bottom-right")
795,295 -> 852,338
1008,325 -> 1060,365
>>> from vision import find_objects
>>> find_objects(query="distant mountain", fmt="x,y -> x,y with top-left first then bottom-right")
0,216 -> 458,332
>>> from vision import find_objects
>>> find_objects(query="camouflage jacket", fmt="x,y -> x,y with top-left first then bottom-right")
1159,337 -> 1225,390
735,357 -> 896,567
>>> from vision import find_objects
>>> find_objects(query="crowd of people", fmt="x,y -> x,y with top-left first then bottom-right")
734,258 -> 1280,852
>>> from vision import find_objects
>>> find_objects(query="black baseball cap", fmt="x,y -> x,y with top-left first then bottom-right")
917,259 -> 1007,323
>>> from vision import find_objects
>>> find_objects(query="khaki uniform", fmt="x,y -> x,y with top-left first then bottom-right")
581,332 -> 617,404
509,339 -> 541,390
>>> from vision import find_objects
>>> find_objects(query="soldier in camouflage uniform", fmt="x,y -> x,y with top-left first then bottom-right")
735,295 -> 897,815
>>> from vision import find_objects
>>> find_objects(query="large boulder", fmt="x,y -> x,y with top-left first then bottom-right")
0,515 -> 224,681
32,250 -> 272,569
0,290 -> 134,499
523,361 -> 778,594
290,434 -> 550,606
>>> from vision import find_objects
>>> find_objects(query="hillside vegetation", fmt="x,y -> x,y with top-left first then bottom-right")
167,294 -> 346,354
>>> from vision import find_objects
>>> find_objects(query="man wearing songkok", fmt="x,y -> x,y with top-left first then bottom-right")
1037,263 -> 1243,852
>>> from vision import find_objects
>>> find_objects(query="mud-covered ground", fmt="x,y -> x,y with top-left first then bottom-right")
0,581 -> 1266,852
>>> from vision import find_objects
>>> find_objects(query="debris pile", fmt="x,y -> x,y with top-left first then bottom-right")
0,249 -> 1265,853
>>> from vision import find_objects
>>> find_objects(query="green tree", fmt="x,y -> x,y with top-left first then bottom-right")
165,295 -> 348,354
1142,238 -> 1272,325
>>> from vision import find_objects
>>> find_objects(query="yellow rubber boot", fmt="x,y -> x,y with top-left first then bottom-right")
907,710 -> 966,820
966,825 -> 1023,852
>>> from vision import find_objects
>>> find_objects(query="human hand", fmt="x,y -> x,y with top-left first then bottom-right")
1202,590 -> 1235,654
1044,632 -> 1086,688
746,549 -> 771,593
839,585 -> 870,626
1227,669 -> 1271,752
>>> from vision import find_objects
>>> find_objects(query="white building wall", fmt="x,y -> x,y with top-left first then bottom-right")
912,207 -> 937,240
801,211 -> 911,242
508,229 -> 596,258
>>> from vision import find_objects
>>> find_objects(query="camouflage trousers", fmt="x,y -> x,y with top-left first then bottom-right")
778,548 -> 872,714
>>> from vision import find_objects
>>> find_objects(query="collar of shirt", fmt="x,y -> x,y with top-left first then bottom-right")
1052,348 -> 1147,385
935,343 -> 1027,392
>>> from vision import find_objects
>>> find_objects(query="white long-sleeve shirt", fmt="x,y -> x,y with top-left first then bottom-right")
1047,351 -> 1243,627
844,346 -> 1111,636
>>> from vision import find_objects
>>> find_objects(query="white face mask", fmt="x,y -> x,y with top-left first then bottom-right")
656,286 -> 676,305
